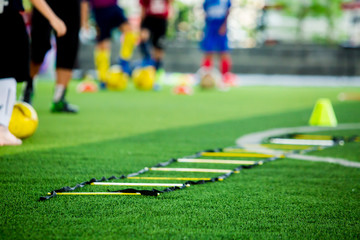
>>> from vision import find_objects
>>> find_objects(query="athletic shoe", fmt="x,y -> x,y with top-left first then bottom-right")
222,72 -> 237,87
51,100 -> 78,113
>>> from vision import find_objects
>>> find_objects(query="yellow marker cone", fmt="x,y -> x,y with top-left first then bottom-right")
309,98 -> 337,127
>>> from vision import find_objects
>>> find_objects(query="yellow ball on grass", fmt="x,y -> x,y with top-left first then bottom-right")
9,101 -> 38,139
132,66 -> 156,91
106,65 -> 128,91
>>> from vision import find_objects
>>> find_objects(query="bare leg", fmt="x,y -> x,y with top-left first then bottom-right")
55,68 -> 73,87
96,39 -> 111,51
30,61 -> 42,78
119,22 -> 131,33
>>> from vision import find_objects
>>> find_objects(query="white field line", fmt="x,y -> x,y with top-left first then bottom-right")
236,123 -> 360,168
286,154 -> 360,168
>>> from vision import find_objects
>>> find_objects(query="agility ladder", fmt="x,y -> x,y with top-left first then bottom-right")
39,133 -> 358,200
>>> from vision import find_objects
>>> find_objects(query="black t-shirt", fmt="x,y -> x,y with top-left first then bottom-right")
5,0 -> 24,12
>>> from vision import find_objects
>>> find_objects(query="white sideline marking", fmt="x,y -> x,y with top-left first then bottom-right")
236,123 -> 360,168
286,154 -> 360,168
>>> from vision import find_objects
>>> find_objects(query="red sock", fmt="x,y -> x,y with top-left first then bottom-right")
220,56 -> 232,75
202,56 -> 213,69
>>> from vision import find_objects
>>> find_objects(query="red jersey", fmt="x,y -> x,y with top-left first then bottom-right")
140,0 -> 170,18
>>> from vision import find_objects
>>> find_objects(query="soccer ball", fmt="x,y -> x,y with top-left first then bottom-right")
106,65 -> 128,91
197,67 -> 221,89
132,66 -> 156,91
9,101 -> 39,139
200,73 -> 216,89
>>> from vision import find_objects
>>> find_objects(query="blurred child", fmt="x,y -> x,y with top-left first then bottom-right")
23,0 -> 80,113
201,0 -> 233,85
81,0 -> 137,84
139,0 -> 173,71
0,0 -> 66,145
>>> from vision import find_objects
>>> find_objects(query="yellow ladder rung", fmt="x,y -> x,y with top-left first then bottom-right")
178,158 -> 256,165
201,152 -> 281,158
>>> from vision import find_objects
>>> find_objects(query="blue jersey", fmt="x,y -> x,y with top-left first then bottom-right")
203,0 -> 231,23
201,0 -> 231,52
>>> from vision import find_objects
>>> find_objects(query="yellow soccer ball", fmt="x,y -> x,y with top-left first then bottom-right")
106,65 -> 128,91
132,66 -> 156,91
9,101 -> 39,139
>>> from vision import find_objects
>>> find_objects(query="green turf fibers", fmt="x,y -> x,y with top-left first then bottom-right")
0,81 -> 359,239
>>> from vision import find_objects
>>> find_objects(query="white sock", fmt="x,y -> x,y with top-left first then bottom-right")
0,78 -> 16,127
53,84 -> 65,102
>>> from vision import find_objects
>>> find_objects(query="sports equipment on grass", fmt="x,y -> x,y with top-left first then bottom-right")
197,67 -> 221,89
127,177 -> 215,181
48,192 -> 142,196
40,132 -> 358,200
76,76 -> 98,93
173,85 -> 193,95
91,182 -> 190,187
150,167 -> 236,173
201,152 -> 281,158
177,158 -> 257,165
9,101 -> 38,139
293,134 -> 334,140
132,66 -> 156,90
309,98 -> 338,127
106,65 -> 128,91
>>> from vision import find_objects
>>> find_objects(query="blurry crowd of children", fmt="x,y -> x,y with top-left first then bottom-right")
0,0 -> 234,146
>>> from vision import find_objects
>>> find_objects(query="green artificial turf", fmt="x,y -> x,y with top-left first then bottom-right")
0,81 -> 360,239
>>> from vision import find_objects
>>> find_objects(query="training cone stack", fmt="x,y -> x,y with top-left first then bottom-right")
309,98 -> 338,127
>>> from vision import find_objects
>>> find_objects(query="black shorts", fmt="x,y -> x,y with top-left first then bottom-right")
31,0 -> 80,70
93,5 -> 128,42
0,9 -> 30,83
141,16 -> 167,50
